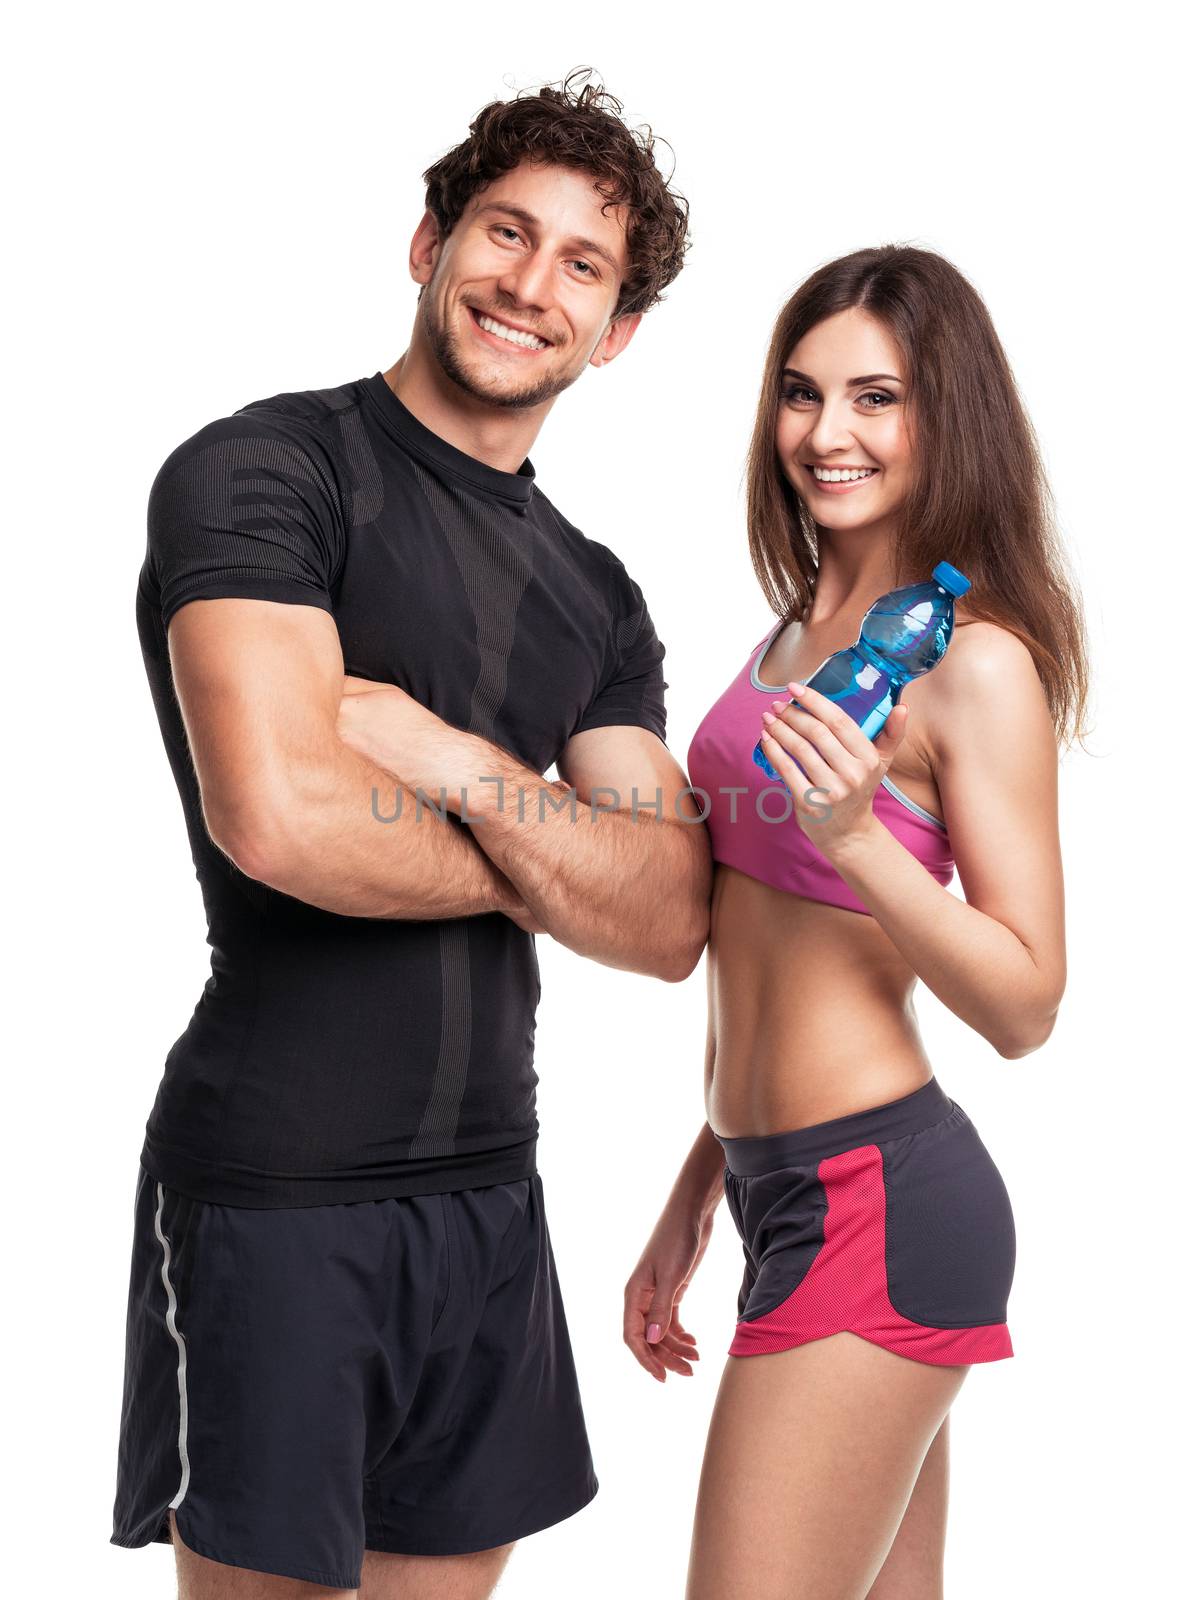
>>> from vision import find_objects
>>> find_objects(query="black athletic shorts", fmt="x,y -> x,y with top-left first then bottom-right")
110,1165 -> 598,1589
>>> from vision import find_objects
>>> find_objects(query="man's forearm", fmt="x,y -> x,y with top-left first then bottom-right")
217,735 -> 521,922
453,741 -> 710,980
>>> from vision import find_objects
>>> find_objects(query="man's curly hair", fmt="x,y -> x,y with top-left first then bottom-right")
422,69 -> 690,319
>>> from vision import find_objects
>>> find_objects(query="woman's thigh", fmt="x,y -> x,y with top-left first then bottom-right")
686,1332 -> 967,1600
865,1414 -> 951,1600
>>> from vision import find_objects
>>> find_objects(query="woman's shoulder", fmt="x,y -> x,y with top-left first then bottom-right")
946,608 -> 1029,665
920,613 -> 1052,761
938,614 -> 1038,688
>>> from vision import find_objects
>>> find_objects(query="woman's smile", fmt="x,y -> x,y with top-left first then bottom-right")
804,463 -> 881,495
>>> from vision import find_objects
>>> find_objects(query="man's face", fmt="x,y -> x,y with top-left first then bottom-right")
411,161 -> 640,409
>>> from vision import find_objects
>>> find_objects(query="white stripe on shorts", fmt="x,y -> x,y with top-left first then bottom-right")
152,1181 -> 191,1511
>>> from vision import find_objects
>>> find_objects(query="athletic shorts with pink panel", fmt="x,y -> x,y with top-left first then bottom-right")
717,1077 -> 1015,1364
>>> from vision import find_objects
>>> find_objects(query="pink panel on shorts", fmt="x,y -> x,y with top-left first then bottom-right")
729,1144 -> 1013,1365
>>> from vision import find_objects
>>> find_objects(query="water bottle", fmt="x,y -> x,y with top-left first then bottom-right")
753,561 -> 972,782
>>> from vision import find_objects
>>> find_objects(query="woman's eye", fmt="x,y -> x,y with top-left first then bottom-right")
859,390 -> 895,408
782,384 -> 817,405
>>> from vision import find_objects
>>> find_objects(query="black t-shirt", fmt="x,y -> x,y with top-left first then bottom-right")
136,372 -> 668,1206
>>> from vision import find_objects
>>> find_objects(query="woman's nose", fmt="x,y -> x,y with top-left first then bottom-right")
806,403 -> 856,457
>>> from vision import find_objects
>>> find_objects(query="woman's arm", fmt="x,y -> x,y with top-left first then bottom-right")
624,937 -> 725,1380
622,1121 -> 725,1381
760,623 -> 1066,1058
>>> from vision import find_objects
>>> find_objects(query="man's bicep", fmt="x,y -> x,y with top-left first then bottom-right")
557,724 -> 701,821
166,597 -> 345,860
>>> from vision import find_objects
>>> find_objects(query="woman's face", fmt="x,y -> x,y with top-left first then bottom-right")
775,308 -> 914,534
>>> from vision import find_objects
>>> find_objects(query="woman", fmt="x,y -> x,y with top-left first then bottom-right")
622,245 -> 1089,1599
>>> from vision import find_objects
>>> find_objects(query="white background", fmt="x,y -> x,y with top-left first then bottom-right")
7,2 -> 1191,1594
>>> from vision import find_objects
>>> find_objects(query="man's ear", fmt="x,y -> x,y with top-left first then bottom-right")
589,311 -> 643,369
409,210 -> 443,287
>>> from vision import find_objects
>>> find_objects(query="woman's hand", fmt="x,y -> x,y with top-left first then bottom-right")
760,682 -> 910,854
623,1198 -> 713,1383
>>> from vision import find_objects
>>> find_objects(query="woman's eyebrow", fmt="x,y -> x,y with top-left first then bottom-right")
782,368 -> 905,386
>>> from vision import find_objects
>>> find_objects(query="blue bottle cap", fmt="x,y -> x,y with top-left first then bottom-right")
933,561 -> 971,596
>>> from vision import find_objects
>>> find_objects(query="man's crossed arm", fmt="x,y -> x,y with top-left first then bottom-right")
338,673 -> 711,983
167,598 -> 709,980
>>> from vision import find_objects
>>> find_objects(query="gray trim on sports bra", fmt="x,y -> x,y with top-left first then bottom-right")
749,619 -> 948,833
749,617 -> 793,693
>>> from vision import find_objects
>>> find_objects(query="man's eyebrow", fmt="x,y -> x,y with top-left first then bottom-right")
569,236 -> 620,274
475,202 -> 621,275
782,368 -> 905,386
476,201 -> 540,229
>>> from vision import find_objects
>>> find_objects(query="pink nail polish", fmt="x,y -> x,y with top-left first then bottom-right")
647,1323 -> 662,1343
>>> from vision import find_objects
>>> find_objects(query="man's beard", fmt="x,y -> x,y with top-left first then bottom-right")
421,293 -> 583,411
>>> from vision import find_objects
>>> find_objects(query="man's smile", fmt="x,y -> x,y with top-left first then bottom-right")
466,305 -> 553,354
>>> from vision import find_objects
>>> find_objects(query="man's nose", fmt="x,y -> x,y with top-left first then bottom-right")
497,246 -> 555,312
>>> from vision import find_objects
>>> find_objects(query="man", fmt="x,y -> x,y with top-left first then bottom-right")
111,71 -> 708,1599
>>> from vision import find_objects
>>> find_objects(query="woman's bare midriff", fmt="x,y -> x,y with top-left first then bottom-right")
701,606 -> 968,1136
705,862 -> 935,1137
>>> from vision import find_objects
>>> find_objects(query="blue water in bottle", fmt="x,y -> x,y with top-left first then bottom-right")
753,561 -> 972,782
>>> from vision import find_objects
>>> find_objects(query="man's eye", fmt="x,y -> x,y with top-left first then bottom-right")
570,259 -> 596,276
495,226 -> 521,242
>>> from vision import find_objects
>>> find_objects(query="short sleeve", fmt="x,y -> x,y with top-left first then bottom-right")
145,414 -> 346,630
574,558 -> 669,743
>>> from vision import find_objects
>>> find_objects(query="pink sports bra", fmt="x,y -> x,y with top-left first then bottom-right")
686,619 -> 955,916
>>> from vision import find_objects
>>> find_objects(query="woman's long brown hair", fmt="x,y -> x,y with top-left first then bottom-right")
745,245 -> 1092,749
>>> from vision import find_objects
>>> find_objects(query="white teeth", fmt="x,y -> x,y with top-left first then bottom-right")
812,467 -> 877,483
477,312 -> 548,350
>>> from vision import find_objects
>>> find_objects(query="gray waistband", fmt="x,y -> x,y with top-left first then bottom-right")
716,1077 -> 956,1175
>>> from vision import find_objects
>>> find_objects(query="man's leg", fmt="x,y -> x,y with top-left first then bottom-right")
114,1180 -> 439,1595
172,1511 -> 518,1600
119,1176 -> 592,1594
364,1178 -> 597,1565
171,1511 -> 357,1599
173,1508 -> 517,1600
358,1541 -> 516,1600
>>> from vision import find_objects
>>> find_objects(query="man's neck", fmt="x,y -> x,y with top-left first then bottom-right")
383,348 -> 551,475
